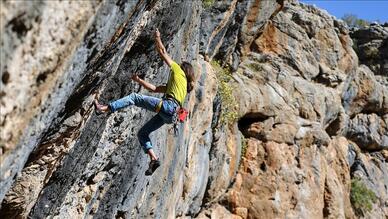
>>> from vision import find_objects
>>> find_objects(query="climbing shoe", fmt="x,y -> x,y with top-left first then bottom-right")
145,159 -> 160,176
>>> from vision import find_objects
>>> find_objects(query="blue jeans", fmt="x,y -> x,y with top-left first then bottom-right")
109,93 -> 178,152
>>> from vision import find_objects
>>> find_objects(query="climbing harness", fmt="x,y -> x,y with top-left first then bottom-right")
155,95 -> 189,136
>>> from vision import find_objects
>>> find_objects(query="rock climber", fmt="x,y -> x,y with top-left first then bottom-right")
94,28 -> 195,176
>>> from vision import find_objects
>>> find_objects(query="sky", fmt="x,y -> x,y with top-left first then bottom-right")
300,0 -> 388,23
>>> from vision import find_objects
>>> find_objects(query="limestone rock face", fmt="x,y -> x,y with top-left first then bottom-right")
0,0 -> 101,153
342,65 -> 387,117
1,0 -> 387,218
347,113 -> 388,151
218,137 -> 387,218
350,24 -> 388,81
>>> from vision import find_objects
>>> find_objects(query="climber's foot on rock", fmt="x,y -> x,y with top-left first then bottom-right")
94,99 -> 109,114
145,159 -> 160,176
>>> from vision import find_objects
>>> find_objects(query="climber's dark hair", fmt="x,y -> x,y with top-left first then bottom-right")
180,61 -> 195,93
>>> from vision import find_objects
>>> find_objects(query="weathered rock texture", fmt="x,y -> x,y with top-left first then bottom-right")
0,0 -> 387,218
350,23 -> 388,86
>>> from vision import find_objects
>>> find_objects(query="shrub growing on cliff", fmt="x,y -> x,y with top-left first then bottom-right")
202,0 -> 215,8
241,135 -> 248,159
350,178 -> 378,215
247,62 -> 263,72
341,14 -> 370,28
211,61 -> 238,126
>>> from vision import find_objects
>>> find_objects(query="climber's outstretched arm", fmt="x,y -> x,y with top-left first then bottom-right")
154,28 -> 173,67
132,74 -> 166,93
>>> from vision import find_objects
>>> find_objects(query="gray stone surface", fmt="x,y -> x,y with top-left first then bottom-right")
347,113 -> 388,151
1,0 -> 388,218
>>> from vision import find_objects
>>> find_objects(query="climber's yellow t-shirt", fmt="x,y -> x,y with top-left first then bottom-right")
165,61 -> 187,106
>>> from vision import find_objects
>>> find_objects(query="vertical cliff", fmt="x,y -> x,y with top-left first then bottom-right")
1,0 -> 387,218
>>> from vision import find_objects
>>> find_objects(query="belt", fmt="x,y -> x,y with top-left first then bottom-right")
165,95 -> 180,107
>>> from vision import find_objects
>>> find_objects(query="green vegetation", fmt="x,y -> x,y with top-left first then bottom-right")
202,0 -> 215,8
211,61 -> 238,126
247,62 -> 263,72
341,14 -> 370,28
364,47 -> 380,58
241,135 -> 248,158
350,178 -> 378,215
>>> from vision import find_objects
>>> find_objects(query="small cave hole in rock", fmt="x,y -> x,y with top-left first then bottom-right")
325,116 -> 341,136
2,71 -> 10,84
36,71 -> 49,85
7,13 -> 30,37
238,112 -> 270,137
260,162 -> 267,171
86,174 -> 96,185
115,210 -> 127,219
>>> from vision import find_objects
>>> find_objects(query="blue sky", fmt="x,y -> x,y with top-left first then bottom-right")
300,0 -> 388,22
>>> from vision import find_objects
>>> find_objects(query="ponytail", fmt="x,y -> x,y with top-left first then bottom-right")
180,62 -> 195,93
